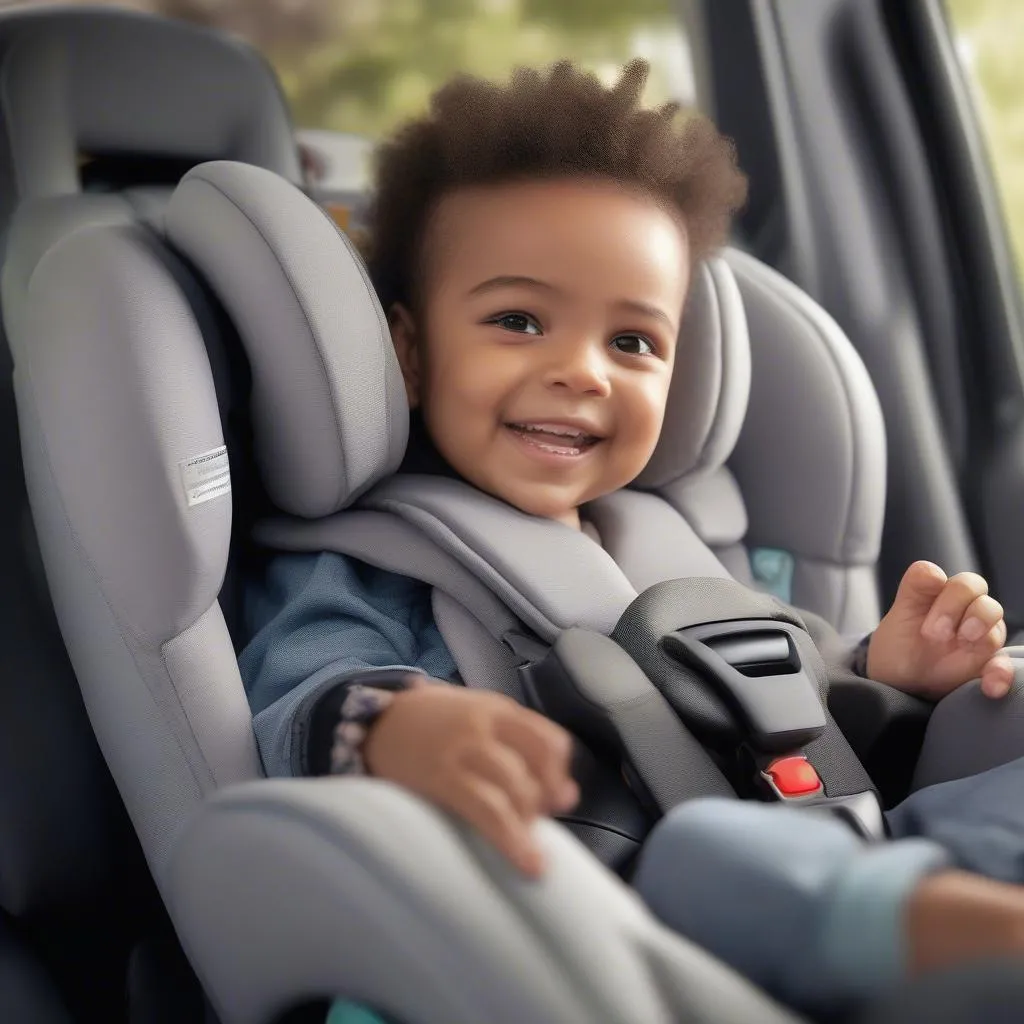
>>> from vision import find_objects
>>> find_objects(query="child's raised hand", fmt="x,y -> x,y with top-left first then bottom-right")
867,561 -> 1014,700
363,684 -> 579,878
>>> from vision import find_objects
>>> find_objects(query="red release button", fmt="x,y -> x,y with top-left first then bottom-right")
765,756 -> 821,797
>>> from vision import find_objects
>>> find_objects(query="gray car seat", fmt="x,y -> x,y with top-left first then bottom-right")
0,7 -> 303,1021
3,145 -> 968,1023
5,179 -> 822,1024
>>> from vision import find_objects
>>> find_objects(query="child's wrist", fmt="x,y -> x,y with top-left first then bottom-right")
330,684 -> 402,775
302,669 -> 424,776
850,632 -> 873,679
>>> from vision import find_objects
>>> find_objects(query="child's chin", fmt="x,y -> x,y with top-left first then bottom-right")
499,488 -> 584,525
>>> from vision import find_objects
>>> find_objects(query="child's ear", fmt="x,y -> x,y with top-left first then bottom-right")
388,303 -> 421,408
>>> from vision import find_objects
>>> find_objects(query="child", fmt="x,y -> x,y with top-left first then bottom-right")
239,60 -> 1024,1017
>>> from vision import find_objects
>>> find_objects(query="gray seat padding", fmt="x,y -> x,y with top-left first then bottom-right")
170,777 -> 803,1024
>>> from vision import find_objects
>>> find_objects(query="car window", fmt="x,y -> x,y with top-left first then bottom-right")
266,0 -> 694,136
945,0 -> 1024,276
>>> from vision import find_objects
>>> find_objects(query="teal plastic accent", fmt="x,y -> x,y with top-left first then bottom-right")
325,1001 -> 391,1024
750,547 -> 796,603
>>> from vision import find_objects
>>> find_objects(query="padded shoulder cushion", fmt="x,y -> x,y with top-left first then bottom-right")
166,161 -> 408,518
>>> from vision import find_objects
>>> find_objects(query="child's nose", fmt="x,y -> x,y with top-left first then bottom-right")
543,341 -> 611,397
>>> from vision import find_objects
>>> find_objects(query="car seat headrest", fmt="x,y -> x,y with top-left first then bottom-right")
635,258 -> 752,488
166,162 -> 408,518
0,6 -> 300,209
165,161 -> 751,516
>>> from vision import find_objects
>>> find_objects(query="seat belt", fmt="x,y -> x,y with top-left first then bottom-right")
255,478 -> 876,816
255,504 -> 737,811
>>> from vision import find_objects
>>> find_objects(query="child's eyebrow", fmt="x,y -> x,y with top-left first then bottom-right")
613,299 -> 676,332
467,275 -> 559,297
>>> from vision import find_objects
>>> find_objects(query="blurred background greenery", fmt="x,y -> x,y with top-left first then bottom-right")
19,0 -> 1024,274
947,0 -> 1024,269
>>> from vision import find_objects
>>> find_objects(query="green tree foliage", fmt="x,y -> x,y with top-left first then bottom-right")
263,0 -> 686,138
946,0 -> 1024,271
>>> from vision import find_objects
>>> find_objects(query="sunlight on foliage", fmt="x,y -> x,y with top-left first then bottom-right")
263,0 -> 691,138
947,0 -> 1024,273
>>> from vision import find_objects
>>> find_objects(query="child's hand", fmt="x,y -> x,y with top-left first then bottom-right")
867,561 -> 1014,700
363,684 -> 579,878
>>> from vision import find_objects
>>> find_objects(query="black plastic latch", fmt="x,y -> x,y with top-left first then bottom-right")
661,620 -> 826,753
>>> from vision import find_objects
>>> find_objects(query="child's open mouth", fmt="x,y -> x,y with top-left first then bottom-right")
504,422 -> 602,457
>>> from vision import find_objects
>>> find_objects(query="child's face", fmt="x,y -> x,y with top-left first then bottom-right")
391,178 -> 690,528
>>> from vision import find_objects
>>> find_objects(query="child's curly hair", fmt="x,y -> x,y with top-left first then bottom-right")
361,58 -> 748,313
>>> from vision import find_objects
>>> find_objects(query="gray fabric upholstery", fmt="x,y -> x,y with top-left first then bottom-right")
0,16 -> 76,204
15,222 -> 260,879
2,194 -> 139,352
0,10 -> 295,997
0,6 -> 299,228
166,162 -> 407,516
168,778 -> 803,1024
912,659 -> 1024,792
659,468 -> 749,549
724,249 -> 887,633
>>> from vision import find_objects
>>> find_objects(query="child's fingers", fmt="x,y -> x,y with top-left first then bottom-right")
496,711 -> 578,812
956,594 -> 1005,645
894,561 -> 948,614
980,654 -> 1015,699
921,572 -> 990,642
462,743 -> 544,822
453,779 -> 545,877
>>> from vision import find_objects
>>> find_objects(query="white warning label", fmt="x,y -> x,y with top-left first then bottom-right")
180,446 -> 231,507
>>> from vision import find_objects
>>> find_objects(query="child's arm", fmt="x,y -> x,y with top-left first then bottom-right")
238,550 -> 459,777
238,549 -> 579,874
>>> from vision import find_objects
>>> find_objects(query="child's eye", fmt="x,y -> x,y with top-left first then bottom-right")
611,334 -> 655,356
487,312 -> 543,336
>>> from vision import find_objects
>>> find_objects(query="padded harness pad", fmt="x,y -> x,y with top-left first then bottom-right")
167,163 -> 409,518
